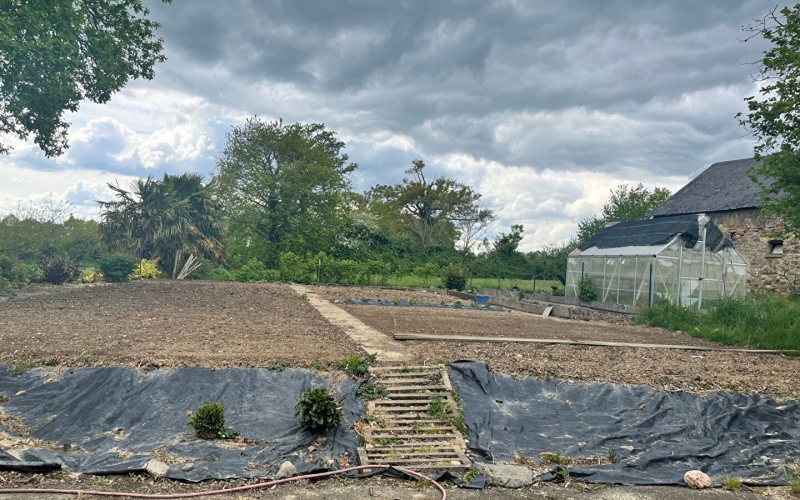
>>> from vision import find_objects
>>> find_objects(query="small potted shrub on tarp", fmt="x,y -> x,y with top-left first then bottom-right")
295,388 -> 344,430
188,402 -> 239,439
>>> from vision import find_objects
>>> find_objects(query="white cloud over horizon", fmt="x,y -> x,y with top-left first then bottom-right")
0,0 -> 770,251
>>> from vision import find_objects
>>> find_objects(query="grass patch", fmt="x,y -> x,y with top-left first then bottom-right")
636,295 -> 800,352
428,395 -> 452,419
722,476 -> 742,491
377,275 -> 560,292
9,358 -> 36,376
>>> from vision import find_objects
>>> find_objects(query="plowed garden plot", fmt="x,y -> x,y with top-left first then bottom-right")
342,305 -> 800,396
0,281 -> 359,369
310,285 -> 462,305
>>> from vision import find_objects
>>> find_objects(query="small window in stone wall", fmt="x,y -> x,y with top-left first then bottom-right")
730,231 -> 736,242
768,240 -> 784,255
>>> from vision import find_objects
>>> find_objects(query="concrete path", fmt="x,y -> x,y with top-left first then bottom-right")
289,285 -> 408,362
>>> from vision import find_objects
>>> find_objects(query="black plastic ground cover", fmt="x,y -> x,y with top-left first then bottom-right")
339,300 -> 506,312
448,362 -> 800,486
0,365 -> 363,481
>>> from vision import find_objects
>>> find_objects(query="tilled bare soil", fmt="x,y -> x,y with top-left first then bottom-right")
310,285 -> 462,305
344,305 -> 800,396
0,280 -> 359,369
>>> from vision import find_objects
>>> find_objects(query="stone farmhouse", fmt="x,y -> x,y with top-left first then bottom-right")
650,158 -> 798,294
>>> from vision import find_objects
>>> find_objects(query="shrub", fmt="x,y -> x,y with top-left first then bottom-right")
338,353 -> 377,376
132,259 -> 161,279
577,275 -> 598,302
208,267 -> 232,281
357,381 -> 388,400
234,258 -> 268,282
8,263 -> 43,284
187,402 -> 227,439
40,253 -> 82,285
443,264 -> 467,291
0,254 -> 13,277
98,254 -> 139,283
0,276 -> 14,296
295,387 -> 344,430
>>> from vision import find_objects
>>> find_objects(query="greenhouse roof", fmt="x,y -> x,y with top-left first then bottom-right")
574,243 -> 672,257
578,214 -> 732,252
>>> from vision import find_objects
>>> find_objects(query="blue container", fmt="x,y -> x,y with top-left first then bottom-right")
476,295 -> 489,305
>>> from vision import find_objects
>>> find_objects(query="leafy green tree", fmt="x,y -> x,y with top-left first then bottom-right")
367,159 -> 492,250
738,4 -> 800,236
493,224 -> 524,257
215,118 -> 356,267
98,173 -> 225,277
575,183 -> 671,245
0,0 -> 171,156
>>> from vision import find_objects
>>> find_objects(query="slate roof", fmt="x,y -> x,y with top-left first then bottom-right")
578,214 -> 732,253
650,158 -> 767,217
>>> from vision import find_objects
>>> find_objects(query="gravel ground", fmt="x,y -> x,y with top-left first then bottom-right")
343,305 -> 800,396
0,281 -> 360,369
0,470 -> 788,500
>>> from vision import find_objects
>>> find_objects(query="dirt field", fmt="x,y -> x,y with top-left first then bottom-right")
0,281 -> 359,369
343,305 -> 800,396
2,281 -> 799,395
311,284 -> 462,305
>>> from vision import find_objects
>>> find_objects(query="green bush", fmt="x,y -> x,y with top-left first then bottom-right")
208,267 -> 232,281
187,402 -> 227,439
0,254 -> 13,277
40,253 -> 82,285
0,276 -> 13,295
577,275 -> 598,302
98,254 -> 139,283
295,387 -> 344,430
8,263 -> 43,284
443,264 -> 467,291
234,258 -> 268,282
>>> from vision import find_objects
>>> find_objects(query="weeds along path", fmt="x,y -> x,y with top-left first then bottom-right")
290,285 -> 408,362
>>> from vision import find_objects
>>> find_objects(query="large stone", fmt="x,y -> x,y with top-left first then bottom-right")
475,463 -> 533,488
274,460 -> 297,480
684,470 -> 713,489
144,459 -> 169,479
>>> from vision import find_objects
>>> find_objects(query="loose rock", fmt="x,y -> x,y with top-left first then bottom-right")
275,460 -> 297,480
475,463 -> 533,488
144,459 -> 169,479
684,470 -> 712,489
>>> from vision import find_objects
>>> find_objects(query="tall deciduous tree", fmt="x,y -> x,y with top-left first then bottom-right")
214,118 -> 356,266
98,173 -> 225,276
367,159 -> 493,250
738,4 -> 800,236
0,0 -> 170,156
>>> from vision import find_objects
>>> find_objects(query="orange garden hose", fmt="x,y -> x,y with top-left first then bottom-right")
0,464 -> 447,499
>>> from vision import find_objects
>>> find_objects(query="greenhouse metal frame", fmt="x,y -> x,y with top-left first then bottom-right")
566,215 -> 748,309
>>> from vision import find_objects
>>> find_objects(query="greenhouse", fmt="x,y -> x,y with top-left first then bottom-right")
566,214 -> 748,309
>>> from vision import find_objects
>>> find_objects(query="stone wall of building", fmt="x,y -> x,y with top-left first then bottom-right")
708,209 -> 800,294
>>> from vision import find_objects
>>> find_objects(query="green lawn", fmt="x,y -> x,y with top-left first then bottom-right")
379,275 -> 561,292
636,295 -> 800,352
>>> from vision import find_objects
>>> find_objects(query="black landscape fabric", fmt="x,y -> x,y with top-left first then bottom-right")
448,361 -> 800,486
578,214 -> 731,253
0,365 -> 363,481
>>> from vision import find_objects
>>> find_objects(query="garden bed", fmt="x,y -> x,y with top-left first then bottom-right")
0,281 -> 359,370
341,305 -> 800,396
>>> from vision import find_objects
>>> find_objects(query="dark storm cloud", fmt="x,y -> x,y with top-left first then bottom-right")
142,0 -> 770,180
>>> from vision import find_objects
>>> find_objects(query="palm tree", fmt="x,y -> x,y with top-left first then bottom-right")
99,174 -> 226,278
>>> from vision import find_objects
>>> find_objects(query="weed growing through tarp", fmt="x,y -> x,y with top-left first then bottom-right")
295,387 -> 344,430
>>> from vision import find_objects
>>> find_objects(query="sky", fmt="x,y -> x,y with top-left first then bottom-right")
0,0 -> 772,251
